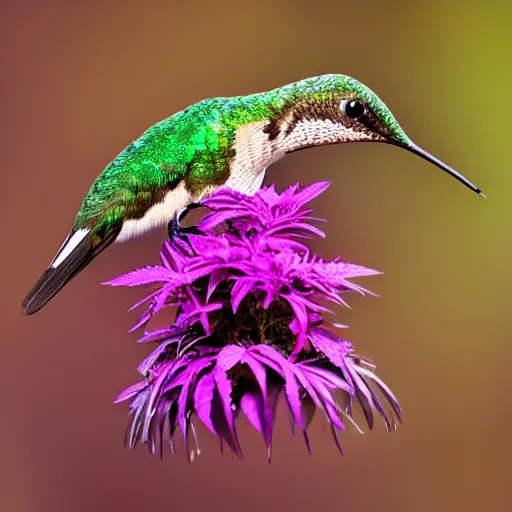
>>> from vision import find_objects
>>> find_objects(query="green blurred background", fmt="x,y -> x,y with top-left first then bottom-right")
2,0 -> 511,511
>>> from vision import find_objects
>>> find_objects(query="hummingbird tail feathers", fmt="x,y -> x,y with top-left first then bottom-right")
21,226 -> 120,315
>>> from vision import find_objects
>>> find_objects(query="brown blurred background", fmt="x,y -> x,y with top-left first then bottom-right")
2,0 -> 511,511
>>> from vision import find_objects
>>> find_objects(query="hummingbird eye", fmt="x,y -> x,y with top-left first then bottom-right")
341,100 -> 365,120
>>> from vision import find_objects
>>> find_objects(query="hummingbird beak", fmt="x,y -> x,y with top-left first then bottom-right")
402,142 -> 485,197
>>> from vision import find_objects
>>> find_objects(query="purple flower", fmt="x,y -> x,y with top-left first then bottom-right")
107,182 -> 401,460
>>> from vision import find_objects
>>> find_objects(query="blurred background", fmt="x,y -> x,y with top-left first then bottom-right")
2,0 -> 511,510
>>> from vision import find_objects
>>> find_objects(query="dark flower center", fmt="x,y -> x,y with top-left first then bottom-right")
208,289 -> 296,352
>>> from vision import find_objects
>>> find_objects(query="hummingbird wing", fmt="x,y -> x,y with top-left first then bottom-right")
22,102 -> 227,315
21,222 -> 122,316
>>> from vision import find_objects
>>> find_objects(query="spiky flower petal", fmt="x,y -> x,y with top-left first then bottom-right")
108,182 -> 401,459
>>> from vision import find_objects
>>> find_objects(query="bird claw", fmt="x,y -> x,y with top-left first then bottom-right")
167,203 -> 204,241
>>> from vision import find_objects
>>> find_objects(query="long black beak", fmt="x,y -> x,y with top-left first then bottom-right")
404,142 -> 485,197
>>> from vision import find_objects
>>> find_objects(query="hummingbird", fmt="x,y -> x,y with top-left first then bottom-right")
21,74 -> 484,315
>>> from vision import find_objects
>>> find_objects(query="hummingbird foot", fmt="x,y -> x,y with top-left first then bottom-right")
167,203 -> 204,241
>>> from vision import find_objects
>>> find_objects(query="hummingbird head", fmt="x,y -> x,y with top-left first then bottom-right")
281,74 -> 483,196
